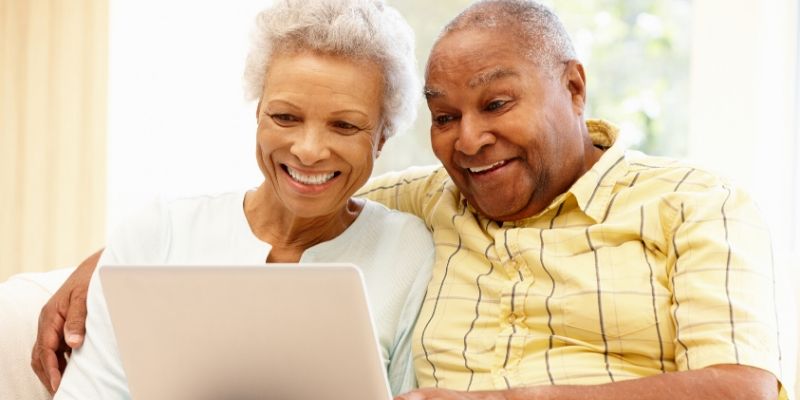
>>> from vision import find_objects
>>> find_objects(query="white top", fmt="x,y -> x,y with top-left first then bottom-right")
55,191 -> 434,399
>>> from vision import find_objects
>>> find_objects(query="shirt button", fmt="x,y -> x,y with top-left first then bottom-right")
508,314 -> 516,324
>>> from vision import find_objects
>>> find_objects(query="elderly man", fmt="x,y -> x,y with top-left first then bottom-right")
32,1 -> 787,399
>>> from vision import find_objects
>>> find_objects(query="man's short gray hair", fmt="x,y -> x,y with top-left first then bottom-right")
243,0 -> 419,139
442,0 -> 576,73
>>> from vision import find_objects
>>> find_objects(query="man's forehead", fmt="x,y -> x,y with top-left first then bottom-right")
467,66 -> 520,88
424,64 -> 523,100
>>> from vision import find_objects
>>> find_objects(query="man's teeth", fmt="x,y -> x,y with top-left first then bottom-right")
469,160 -> 506,173
287,166 -> 335,185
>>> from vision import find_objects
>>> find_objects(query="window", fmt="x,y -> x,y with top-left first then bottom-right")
550,0 -> 691,156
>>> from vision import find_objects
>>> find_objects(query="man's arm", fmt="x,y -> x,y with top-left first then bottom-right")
31,250 -> 102,393
358,165 -> 445,219
395,364 -> 777,400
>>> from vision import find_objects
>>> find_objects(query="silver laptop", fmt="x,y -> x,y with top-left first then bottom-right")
99,264 -> 392,400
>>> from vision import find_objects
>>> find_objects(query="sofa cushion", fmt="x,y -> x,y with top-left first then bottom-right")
0,268 -> 73,400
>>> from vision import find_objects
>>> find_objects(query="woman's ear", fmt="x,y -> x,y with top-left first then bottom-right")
255,98 -> 263,122
375,134 -> 387,158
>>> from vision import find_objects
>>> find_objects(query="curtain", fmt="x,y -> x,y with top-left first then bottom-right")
0,0 -> 107,281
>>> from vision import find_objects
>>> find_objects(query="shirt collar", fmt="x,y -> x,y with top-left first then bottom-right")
568,119 -> 628,223
498,119 -> 626,226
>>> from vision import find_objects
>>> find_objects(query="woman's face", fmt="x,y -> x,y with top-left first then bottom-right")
255,52 -> 385,218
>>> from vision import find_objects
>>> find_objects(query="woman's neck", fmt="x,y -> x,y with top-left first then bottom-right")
243,183 -> 363,257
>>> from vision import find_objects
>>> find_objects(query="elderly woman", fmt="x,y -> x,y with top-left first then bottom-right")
49,0 -> 433,398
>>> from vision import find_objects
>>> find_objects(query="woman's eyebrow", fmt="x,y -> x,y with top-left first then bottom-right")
330,109 -> 370,119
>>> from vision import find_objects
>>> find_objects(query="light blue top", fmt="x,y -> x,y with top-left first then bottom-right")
55,191 -> 434,399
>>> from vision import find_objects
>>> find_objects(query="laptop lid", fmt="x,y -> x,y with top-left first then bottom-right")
99,264 -> 392,400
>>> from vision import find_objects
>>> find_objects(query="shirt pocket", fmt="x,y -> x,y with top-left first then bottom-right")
560,290 -> 660,343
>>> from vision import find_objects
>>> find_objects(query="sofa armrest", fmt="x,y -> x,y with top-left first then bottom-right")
0,268 -> 73,400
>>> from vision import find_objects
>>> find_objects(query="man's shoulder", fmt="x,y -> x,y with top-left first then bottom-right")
624,150 -> 731,193
359,165 -> 450,197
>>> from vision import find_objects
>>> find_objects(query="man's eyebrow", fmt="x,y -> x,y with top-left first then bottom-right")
468,67 -> 519,88
423,87 -> 444,100
423,67 -> 518,99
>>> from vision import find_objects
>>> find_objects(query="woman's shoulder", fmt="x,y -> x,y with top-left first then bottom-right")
115,191 -> 245,234
356,200 -> 434,265
106,190 -> 250,263
360,199 -> 431,238
161,190 -> 246,217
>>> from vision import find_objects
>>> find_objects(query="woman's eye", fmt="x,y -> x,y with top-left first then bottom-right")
434,114 -> 455,126
270,114 -> 298,124
333,121 -> 358,130
486,100 -> 507,111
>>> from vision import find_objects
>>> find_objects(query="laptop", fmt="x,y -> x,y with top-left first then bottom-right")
99,264 -> 393,400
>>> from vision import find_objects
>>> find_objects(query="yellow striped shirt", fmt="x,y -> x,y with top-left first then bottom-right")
359,120 -> 787,399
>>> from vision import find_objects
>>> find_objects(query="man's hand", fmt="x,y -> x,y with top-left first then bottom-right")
30,250 -> 102,394
394,365 -> 778,400
395,389 -> 507,400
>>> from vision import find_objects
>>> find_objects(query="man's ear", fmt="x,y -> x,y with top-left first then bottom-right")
563,60 -> 586,116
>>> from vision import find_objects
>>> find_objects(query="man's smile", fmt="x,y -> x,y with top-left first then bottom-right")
467,159 -> 509,174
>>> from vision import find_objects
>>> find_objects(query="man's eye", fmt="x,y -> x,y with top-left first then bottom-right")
434,114 -> 455,126
486,100 -> 507,111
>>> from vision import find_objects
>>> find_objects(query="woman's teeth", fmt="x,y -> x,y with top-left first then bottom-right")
469,160 -> 507,173
286,166 -> 335,185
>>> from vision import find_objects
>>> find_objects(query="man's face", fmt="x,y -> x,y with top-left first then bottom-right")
425,28 -> 594,221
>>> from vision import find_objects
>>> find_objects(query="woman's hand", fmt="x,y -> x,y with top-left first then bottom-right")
30,249 -> 102,394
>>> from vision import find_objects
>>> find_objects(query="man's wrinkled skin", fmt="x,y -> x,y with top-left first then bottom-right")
31,250 -> 100,394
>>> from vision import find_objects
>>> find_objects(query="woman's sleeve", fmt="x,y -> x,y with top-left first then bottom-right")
385,219 -> 435,395
54,201 -> 170,399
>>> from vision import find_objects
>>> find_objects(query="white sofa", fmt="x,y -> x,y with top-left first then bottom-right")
0,269 -> 72,400
0,263 -> 797,399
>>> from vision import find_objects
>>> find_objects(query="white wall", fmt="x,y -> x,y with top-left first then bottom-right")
107,0 -> 267,228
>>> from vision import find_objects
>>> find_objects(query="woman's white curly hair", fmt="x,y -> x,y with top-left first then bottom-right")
243,0 -> 419,139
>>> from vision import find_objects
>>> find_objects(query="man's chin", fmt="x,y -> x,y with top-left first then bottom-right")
470,197 -> 525,222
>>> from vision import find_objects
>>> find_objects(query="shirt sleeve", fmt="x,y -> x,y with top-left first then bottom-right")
666,183 -> 788,396
55,201 -> 169,400
357,165 -> 447,222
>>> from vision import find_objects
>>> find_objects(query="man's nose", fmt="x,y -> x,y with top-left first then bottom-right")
454,113 -> 495,155
290,127 -> 332,165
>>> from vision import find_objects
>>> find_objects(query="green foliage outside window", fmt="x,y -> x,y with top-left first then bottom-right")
549,0 -> 691,156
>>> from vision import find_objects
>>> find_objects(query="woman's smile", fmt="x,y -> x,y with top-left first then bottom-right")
281,164 -> 341,194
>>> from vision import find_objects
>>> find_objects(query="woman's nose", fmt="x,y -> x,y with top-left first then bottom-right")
289,127 -> 332,165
